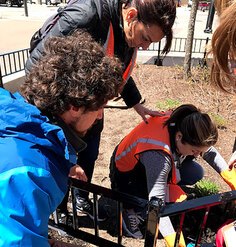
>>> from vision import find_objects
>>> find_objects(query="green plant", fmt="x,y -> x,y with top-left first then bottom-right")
209,113 -> 226,129
194,179 -> 219,197
156,99 -> 181,111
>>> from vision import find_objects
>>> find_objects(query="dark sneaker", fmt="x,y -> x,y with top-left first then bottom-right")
122,209 -> 143,239
76,198 -> 107,222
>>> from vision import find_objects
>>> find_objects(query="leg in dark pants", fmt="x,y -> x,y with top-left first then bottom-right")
73,117 -> 104,219
74,133 -> 101,200
110,150 -> 148,211
58,119 -> 102,215
178,159 -> 204,185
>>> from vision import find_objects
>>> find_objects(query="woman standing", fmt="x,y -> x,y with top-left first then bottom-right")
26,0 -> 177,219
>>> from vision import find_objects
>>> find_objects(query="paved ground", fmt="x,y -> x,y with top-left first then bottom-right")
0,4 -> 219,55
0,3 -> 61,52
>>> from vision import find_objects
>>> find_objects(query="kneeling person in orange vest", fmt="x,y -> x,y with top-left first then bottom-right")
110,104 -> 234,246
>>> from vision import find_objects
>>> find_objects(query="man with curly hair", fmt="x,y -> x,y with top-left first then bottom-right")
0,30 -> 122,246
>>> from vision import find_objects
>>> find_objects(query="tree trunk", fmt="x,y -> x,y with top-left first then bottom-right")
184,0 -> 199,80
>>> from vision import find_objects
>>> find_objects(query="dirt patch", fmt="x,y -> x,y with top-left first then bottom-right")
50,65 -> 236,246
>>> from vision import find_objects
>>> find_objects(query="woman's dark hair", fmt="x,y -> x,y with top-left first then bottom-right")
121,0 -> 176,54
164,104 -> 218,147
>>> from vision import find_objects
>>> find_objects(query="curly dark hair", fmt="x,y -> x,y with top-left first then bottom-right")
20,30 -> 123,115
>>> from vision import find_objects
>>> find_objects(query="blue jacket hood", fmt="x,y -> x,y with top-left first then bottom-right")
0,88 -> 70,161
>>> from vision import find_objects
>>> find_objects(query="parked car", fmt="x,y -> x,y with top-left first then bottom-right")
0,0 -> 23,7
45,0 -> 60,6
198,1 -> 210,11
188,0 -> 192,7
188,0 -> 210,11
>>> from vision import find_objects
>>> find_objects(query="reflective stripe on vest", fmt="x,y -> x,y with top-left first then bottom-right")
103,22 -> 137,82
115,116 -> 179,184
115,137 -> 171,162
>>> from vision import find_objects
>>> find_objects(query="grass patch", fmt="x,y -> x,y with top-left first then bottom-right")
156,99 -> 181,111
209,113 -> 227,129
194,179 -> 220,197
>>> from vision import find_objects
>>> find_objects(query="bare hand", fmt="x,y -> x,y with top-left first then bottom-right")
133,103 -> 165,123
69,165 -> 88,181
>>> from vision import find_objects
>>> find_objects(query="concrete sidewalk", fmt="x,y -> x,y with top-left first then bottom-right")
0,4 -> 62,52
0,4 -> 219,60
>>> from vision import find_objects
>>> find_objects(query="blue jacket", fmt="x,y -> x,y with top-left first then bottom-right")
0,88 -> 75,246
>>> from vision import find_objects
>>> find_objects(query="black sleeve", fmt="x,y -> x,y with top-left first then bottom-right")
120,77 -> 142,108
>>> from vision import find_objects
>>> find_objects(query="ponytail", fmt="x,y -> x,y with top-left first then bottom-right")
164,104 -> 218,147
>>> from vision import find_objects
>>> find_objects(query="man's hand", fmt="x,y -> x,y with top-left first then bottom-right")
133,103 -> 164,123
69,165 -> 88,181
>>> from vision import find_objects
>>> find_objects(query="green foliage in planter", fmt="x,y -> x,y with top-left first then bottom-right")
156,99 -> 181,111
194,179 -> 220,197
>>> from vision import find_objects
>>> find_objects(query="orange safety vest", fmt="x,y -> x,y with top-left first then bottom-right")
103,22 -> 137,82
115,115 -> 187,203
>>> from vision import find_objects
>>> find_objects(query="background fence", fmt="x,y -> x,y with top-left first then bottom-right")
0,37 -> 210,86
0,48 -> 29,87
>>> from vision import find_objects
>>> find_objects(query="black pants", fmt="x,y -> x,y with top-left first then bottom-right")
58,119 -> 103,211
109,147 -> 148,211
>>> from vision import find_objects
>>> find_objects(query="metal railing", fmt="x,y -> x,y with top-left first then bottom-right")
148,37 -> 210,54
0,37 -> 210,85
49,179 -> 236,247
0,48 -> 29,85
155,191 -> 236,247
49,179 -> 150,247
149,37 -> 210,66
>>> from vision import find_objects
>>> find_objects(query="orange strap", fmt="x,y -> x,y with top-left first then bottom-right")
167,184 -> 187,203
122,48 -> 137,82
104,22 -> 115,57
104,22 -> 137,82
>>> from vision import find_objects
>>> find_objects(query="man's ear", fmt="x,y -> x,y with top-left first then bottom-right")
125,8 -> 138,23
69,105 -> 83,118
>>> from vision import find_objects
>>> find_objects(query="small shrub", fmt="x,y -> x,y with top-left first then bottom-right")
156,99 -> 181,111
190,65 -> 211,83
194,179 -> 219,197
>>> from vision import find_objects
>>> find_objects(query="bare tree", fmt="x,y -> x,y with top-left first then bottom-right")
184,0 -> 199,79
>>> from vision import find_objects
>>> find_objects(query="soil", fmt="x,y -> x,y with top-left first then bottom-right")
49,65 -> 236,247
